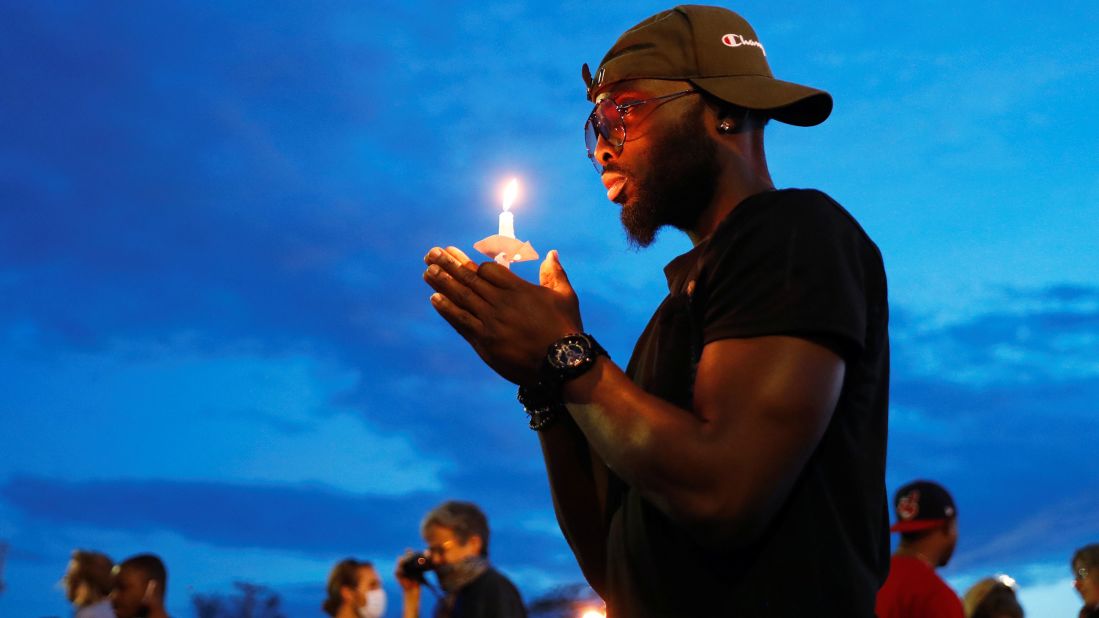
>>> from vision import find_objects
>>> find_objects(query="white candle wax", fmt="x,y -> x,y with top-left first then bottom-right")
499,210 -> 515,238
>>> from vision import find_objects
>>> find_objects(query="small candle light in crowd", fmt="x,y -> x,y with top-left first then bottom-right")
499,178 -> 518,238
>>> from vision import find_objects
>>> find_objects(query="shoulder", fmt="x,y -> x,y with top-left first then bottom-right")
465,567 -> 521,596
458,568 -> 526,617
728,188 -> 844,221
928,578 -> 965,616
705,188 -> 877,257
747,188 -> 868,237
76,602 -> 116,618
907,566 -> 963,615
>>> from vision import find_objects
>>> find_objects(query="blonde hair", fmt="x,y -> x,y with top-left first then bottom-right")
963,577 -> 1022,618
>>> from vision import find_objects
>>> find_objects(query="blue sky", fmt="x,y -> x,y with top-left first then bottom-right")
1,1 -> 1097,616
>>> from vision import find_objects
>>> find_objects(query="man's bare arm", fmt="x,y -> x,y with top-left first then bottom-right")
561,335 -> 844,548
422,245 -> 843,550
537,414 -> 610,593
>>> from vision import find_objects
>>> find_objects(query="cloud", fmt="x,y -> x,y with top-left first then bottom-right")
0,475 -> 569,566
892,283 -> 1099,389
886,285 -> 1099,574
953,490 -> 1099,571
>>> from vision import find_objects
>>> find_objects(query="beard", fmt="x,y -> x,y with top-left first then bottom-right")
618,107 -> 721,248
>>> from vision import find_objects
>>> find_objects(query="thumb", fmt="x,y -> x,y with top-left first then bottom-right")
539,249 -> 574,295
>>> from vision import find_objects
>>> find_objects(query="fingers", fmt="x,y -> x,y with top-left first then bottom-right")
539,249 -> 575,296
439,245 -> 522,289
424,262 -> 494,317
429,292 -> 486,343
425,247 -> 499,298
424,246 -> 474,270
478,261 -> 524,288
425,244 -> 523,289
443,246 -> 477,271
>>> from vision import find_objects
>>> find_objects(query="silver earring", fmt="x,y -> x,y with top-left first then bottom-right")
718,120 -> 734,133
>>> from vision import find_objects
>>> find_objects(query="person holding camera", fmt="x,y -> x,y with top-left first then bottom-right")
396,500 -> 526,618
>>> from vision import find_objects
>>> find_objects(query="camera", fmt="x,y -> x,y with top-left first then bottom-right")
399,552 -> 434,582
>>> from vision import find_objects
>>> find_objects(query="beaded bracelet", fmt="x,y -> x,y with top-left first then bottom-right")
517,384 -> 565,432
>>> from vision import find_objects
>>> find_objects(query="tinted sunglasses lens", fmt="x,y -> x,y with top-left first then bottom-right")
595,100 -> 624,148
584,120 -> 603,173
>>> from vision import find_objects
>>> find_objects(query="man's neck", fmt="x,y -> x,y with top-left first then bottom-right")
687,177 -> 775,245
687,140 -> 775,245
895,545 -> 939,569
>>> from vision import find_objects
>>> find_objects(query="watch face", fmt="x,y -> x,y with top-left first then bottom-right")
550,338 -> 589,370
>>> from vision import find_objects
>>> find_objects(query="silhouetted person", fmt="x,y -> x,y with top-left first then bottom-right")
323,558 -> 386,618
1074,544 -> 1099,618
422,5 -> 889,616
111,554 -> 169,618
963,576 -> 1023,618
63,549 -> 115,618
876,480 -> 964,618
396,500 -> 525,618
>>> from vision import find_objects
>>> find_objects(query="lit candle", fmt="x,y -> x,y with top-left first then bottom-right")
499,178 -> 518,238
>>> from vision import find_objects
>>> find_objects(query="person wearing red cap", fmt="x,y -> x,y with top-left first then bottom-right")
424,5 -> 889,616
876,480 -> 964,618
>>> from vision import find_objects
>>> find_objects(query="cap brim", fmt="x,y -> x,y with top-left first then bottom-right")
890,518 -> 948,533
689,75 -> 832,126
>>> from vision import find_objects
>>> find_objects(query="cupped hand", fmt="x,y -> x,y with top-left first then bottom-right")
423,246 -> 583,385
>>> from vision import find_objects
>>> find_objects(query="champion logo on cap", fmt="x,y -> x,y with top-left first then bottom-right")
897,490 -> 920,520
721,33 -> 766,56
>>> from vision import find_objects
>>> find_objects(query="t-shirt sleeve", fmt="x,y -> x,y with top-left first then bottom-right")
698,191 -> 869,360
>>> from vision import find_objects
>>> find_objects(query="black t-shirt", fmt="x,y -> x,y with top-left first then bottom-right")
437,567 -> 527,618
603,189 -> 890,617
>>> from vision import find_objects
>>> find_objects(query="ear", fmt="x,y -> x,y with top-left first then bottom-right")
340,585 -> 355,603
937,520 -> 954,538
468,534 -> 484,556
143,580 -> 157,601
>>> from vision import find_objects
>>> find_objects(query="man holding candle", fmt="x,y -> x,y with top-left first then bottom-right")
424,5 -> 889,617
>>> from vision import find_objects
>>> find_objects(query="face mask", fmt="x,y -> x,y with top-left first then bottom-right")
357,588 -> 386,618
435,556 -> 489,593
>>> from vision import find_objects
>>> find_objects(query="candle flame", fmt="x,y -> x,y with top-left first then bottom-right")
502,178 -> 519,212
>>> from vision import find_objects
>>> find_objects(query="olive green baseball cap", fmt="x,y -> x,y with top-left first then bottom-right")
582,5 -> 832,126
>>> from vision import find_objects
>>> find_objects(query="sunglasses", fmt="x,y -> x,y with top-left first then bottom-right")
584,89 -> 697,173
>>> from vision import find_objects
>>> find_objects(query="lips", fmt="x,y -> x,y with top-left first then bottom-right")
602,173 -> 627,203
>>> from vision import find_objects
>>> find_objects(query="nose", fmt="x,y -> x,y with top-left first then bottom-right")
594,131 -> 617,171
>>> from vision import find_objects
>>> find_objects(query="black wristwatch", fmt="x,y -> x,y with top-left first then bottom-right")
540,333 -> 608,389
517,334 -> 608,432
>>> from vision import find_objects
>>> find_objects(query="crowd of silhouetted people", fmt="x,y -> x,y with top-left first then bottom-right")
57,493 -> 1099,617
